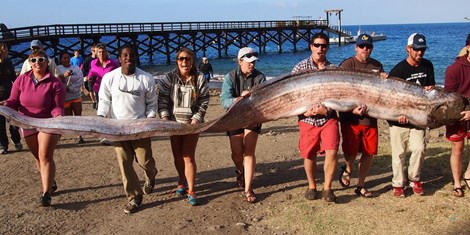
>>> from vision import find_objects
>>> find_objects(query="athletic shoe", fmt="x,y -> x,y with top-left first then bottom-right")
1,149 -> 8,154
176,183 -> 188,196
51,180 -> 58,194
100,138 -> 111,146
143,179 -> 155,195
123,201 -> 140,214
39,192 -> 52,207
410,181 -> 424,196
392,187 -> 405,198
14,143 -> 23,151
188,191 -> 198,206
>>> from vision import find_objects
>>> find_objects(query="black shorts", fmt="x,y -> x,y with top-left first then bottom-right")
87,79 -> 95,92
226,124 -> 262,136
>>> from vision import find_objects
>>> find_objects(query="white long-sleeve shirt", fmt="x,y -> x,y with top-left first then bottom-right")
57,64 -> 84,101
97,67 -> 157,120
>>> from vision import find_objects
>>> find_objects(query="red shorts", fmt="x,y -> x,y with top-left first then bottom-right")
340,122 -> 378,156
298,118 -> 339,159
64,97 -> 82,108
446,121 -> 470,142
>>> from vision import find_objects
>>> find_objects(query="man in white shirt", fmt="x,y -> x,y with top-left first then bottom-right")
97,44 -> 157,214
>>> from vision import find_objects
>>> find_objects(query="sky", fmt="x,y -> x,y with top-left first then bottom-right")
1,0 -> 469,28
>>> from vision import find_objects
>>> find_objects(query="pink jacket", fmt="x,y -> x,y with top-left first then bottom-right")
87,58 -> 119,93
6,70 -> 65,118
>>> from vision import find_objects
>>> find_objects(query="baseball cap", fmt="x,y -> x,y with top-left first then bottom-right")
237,47 -> 259,62
30,40 -> 43,48
407,33 -> 428,49
356,34 -> 373,46
202,57 -> 207,61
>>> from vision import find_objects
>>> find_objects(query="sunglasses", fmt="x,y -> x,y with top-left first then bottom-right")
312,43 -> 328,49
29,57 -> 47,63
118,75 -> 141,96
177,56 -> 191,62
241,52 -> 258,59
358,44 -> 373,50
412,47 -> 426,52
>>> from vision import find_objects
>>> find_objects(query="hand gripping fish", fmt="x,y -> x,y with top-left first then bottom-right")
0,68 -> 466,141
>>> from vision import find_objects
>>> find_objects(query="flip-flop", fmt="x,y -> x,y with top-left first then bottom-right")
339,165 -> 351,188
452,188 -> 464,197
243,190 -> 257,203
354,186 -> 373,198
463,178 -> 470,190
235,169 -> 245,188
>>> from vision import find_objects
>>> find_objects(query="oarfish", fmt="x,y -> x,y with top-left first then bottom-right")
0,68 -> 466,141
207,67 -> 467,132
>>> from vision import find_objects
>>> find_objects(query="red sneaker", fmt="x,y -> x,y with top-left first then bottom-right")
392,187 -> 405,198
410,181 -> 424,195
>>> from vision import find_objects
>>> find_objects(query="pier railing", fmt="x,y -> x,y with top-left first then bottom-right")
1,20 -> 330,41
1,20 -> 354,67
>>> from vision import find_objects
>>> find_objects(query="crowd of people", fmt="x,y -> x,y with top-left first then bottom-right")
0,32 -> 469,213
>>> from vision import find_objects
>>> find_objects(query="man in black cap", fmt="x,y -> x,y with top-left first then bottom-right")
388,33 -> 435,198
337,34 -> 387,198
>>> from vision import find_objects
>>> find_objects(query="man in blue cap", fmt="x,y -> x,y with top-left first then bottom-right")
338,33 -> 387,198
19,39 -> 59,76
388,33 -> 435,198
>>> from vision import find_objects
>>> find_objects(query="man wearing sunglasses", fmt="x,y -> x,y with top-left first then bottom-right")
97,44 -> 158,214
337,34 -> 387,198
291,32 -> 338,203
388,33 -> 435,198
19,40 -> 59,77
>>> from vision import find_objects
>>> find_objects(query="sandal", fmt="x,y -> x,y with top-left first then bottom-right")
304,188 -> 318,200
339,165 -> 351,188
235,169 -> 245,188
463,177 -> 470,190
243,190 -> 257,203
452,188 -> 464,197
322,189 -> 337,203
354,186 -> 373,198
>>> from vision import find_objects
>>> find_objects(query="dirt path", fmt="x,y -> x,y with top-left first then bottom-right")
0,95 -> 469,235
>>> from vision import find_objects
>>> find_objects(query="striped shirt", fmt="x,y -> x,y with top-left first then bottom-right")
291,56 -> 336,126
158,69 -> 209,124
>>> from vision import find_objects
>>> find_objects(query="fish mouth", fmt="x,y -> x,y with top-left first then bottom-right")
428,96 -> 467,129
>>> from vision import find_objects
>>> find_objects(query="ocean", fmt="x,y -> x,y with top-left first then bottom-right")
141,22 -> 470,85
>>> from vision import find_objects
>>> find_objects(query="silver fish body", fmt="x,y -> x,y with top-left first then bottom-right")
206,68 -> 466,132
0,68 -> 465,140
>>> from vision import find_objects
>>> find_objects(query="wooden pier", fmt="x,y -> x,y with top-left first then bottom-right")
0,18 -> 352,67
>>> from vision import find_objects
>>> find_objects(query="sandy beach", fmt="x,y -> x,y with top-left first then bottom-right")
0,93 -> 469,235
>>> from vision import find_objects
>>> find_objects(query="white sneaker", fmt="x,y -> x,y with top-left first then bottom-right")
100,138 -> 111,146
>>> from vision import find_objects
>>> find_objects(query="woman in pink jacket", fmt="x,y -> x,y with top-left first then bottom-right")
0,50 -> 66,207
87,43 -> 119,110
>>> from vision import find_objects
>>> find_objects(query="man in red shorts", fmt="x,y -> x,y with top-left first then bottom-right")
444,33 -> 470,197
291,32 -> 338,203
338,34 -> 387,198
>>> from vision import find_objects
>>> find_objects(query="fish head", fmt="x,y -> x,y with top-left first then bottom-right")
428,94 -> 467,129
